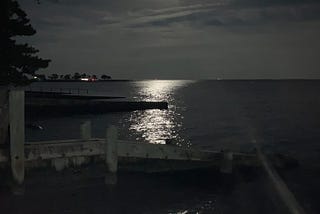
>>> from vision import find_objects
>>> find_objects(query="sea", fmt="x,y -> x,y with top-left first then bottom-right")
21,80 -> 320,213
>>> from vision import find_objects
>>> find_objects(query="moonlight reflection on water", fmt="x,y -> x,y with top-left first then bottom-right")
128,80 -> 193,145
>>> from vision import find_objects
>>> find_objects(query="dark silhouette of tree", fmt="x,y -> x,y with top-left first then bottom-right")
81,73 -> 87,78
59,74 -> 64,79
92,75 -> 97,79
101,74 -> 111,80
48,73 -> 58,80
73,72 -> 81,80
64,74 -> 71,80
1,0 -> 50,85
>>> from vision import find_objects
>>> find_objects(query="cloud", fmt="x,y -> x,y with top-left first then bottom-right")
16,0 -> 320,79
125,3 -> 320,28
19,0 -> 320,30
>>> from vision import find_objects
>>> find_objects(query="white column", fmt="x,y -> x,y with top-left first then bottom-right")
220,150 -> 233,174
105,126 -> 118,185
80,120 -> 91,140
9,89 -> 25,185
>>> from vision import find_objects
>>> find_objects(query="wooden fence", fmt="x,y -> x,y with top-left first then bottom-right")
2,89 -> 259,186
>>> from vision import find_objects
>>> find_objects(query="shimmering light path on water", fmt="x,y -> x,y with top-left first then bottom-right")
128,80 -> 194,145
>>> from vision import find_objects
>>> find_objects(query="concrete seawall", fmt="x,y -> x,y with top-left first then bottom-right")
26,99 -> 169,117
25,90 -> 168,117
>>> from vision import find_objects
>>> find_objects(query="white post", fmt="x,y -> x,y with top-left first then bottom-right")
80,121 -> 91,140
220,150 -> 233,174
9,89 -> 25,185
105,126 -> 118,185
0,87 -> 9,146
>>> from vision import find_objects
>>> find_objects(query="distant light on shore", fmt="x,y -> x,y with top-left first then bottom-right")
80,77 -> 97,82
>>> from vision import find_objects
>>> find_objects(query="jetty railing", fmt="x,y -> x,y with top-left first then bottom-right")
3,89 -> 258,186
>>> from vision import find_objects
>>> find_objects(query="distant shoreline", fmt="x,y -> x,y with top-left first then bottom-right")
35,79 -> 132,82
33,79 -> 320,83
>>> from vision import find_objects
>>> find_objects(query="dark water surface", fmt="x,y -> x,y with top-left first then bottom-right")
22,80 -> 320,213
27,80 -> 320,150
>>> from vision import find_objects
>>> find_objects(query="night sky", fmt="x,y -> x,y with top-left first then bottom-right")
19,0 -> 320,79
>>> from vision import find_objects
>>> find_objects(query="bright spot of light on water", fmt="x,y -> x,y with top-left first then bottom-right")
168,198 -> 216,213
134,80 -> 192,102
128,80 -> 194,145
129,109 -> 180,144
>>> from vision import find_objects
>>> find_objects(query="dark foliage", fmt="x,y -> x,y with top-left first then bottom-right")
101,74 -> 111,80
0,0 -> 50,85
73,72 -> 81,80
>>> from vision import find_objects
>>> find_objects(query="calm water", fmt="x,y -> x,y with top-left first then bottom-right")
24,80 -> 320,213
27,80 -> 320,153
